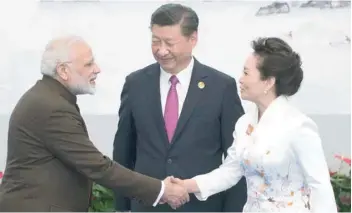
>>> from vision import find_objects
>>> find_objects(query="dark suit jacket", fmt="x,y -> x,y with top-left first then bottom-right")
0,75 -> 161,212
113,58 -> 247,212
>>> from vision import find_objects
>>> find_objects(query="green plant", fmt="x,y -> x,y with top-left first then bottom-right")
88,183 -> 115,212
330,154 -> 351,212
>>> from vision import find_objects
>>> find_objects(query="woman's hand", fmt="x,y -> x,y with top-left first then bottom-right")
169,177 -> 200,194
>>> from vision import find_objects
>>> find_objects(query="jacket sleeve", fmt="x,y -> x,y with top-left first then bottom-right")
112,75 -> 137,211
291,119 -> 337,213
219,78 -> 247,212
192,132 -> 244,201
42,107 -> 161,207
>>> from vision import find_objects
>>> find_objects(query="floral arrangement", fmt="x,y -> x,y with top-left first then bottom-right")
330,154 -> 351,212
88,182 -> 115,212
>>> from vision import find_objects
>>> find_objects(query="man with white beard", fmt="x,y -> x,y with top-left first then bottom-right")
0,35 -> 189,211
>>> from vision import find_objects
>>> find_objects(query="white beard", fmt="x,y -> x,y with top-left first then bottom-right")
67,71 -> 97,95
68,83 -> 96,95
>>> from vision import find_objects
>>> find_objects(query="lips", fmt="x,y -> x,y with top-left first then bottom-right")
159,58 -> 173,63
90,77 -> 97,84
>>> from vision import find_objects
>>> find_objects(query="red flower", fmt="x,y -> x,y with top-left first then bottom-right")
329,170 -> 337,176
339,193 -> 351,205
334,154 -> 351,166
0,171 -> 3,179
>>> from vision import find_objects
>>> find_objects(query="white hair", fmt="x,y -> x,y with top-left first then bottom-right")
40,35 -> 86,77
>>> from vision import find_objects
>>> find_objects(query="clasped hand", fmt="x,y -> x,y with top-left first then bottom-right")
160,176 -> 189,209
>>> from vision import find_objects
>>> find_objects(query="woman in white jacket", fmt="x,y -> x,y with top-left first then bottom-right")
172,37 -> 337,212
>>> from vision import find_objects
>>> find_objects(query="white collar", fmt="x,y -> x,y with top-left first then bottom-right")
250,95 -> 290,126
160,57 -> 194,85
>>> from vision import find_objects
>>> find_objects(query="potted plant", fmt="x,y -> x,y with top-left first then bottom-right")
88,183 -> 115,212
0,171 -> 114,212
330,154 -> 351,212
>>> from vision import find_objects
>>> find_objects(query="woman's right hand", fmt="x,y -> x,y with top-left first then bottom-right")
170,177 -> 200,194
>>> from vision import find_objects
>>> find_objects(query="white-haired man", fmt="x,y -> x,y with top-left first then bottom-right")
0,35 -> 189,211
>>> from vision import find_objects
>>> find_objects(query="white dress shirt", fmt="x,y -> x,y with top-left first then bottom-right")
153,57 -> 194,206
160,57 -> 194,116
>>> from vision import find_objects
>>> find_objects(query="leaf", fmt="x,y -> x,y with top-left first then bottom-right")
330,169 -> 351,212
90,183 -> 115,212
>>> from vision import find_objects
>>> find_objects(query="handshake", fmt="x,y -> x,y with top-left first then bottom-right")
159,176 -> 193,209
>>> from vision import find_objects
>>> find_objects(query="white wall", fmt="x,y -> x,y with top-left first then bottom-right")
0,1 -> 350,173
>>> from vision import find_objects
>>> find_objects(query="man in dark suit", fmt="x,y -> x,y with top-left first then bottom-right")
113,3 -> 247,212
0,35 -> 189,212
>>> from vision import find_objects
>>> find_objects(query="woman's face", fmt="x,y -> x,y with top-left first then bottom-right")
239,53 -> 273,103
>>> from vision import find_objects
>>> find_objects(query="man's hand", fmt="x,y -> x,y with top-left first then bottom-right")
160,176 -> 190,209
170,176 -> 199,194
169,176 -> 184,187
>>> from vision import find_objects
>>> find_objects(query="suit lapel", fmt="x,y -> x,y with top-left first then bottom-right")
146,65 -> 170,147
171,59 -> 208,144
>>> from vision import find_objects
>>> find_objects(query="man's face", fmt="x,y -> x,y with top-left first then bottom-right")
151,24 -> 197,74
58,41 -> 101,95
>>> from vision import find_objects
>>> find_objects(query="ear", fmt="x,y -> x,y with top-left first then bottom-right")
189,31 -> 198,47
265,77 -> 276,91
56,63 -> 69,81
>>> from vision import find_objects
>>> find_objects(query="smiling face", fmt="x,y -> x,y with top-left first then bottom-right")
151,23 -> 197,74
56,41 -> 101,95
239,53 -> 275,103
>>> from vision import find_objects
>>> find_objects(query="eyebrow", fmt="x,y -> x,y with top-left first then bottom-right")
85,58 -> 94,65
152,36 -> 174,42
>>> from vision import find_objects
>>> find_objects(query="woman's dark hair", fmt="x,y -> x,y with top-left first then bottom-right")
251,37 -> 303,97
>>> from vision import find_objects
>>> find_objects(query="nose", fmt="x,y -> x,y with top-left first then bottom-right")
94,64 -> 101,74
239,75 -> 243,84
157,49 -> 169,58
156,44 -> 169,57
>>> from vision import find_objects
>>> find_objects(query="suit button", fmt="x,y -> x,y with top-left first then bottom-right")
167,159 -> 172,164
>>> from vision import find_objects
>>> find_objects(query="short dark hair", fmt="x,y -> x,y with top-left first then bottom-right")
251,37 -> 303,97
150,3 -> 199,37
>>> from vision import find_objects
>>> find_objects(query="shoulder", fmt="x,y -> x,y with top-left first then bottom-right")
40,94 -> 78,119
284,103 -> 317,130
9,85 -> 79,132
279,102 -> 320,142
279,103 -> 323,151
37,95 -> 82,133
11,84 -> 57,116
195,60 -> 239,97
199,61 -> 236,84
125,63 -> 159,82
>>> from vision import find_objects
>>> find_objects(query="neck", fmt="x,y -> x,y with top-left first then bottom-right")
54,76 -> 77,95
256,94 -> 277,120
